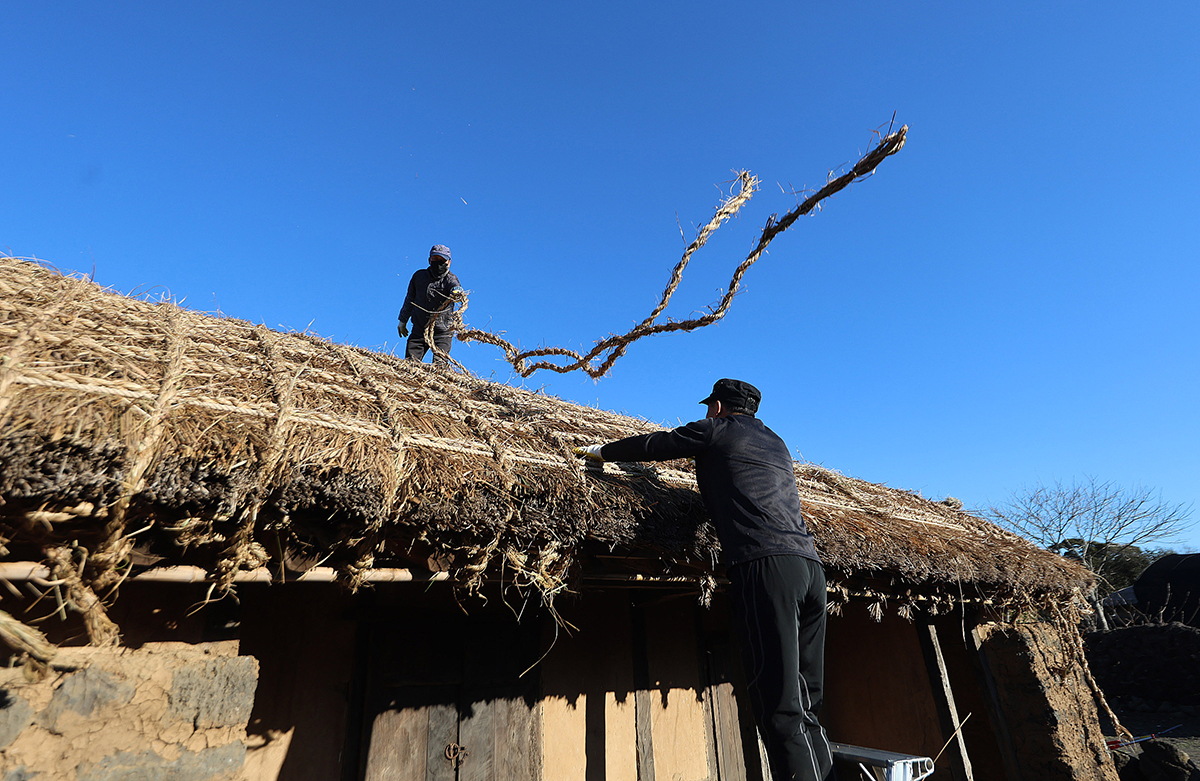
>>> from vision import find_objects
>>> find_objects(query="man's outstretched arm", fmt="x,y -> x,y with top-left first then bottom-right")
574,420 -> 711,463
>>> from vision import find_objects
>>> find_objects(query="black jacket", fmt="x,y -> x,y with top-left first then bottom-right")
601,415 -> 820,567
399,269 -> 462,328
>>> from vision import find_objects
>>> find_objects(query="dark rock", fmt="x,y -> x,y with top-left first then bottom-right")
168,657 -> 258,729
0,690 -> 34,750
3,767 -> 37,781
76,743 -> 246,781
1113,751 -> 1144,781
39,667 -> 134,733
1140,740 -> 1193,781
1142,739 -> 1191,766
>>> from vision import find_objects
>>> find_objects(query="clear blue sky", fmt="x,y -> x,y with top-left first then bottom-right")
4,2 -> 1197,551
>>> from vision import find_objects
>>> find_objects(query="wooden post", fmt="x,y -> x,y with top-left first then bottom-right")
631,598 -> 656,781
917,620 -> 975,781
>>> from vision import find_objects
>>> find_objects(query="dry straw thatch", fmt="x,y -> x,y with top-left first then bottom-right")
0,257 -> 1091,645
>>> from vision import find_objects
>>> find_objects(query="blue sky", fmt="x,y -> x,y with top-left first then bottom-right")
4,2 -> 1197,551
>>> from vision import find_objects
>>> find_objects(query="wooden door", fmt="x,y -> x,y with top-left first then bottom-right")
358,594 -> 542,781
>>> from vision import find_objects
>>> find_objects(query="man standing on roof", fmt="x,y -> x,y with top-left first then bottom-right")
575,379 -> 834,781
398,244 -> 464,364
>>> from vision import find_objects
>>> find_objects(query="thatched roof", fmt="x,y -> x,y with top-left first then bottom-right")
0,257 -> 1091,639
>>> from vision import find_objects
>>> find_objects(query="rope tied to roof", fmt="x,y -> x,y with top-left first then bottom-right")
214,325 -> 302,592
92,305 -> 188,600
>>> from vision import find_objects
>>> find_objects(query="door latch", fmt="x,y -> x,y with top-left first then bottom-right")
445,742 -> 469,769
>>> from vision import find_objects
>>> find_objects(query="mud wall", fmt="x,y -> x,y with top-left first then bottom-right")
976,621 -> 1117,781
0,641 -> 257,781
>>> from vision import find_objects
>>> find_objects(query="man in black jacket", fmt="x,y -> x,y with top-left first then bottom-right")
398,244 -> 463,364
575,379 -> 834,781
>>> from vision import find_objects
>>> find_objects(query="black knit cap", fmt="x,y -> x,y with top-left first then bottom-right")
699,378 -> 761,414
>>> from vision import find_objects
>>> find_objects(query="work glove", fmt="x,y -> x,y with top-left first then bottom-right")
573,444 -> 605,462
398,321 -> 409,338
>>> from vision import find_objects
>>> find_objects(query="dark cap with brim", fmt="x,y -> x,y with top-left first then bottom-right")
699,378 -> 761,414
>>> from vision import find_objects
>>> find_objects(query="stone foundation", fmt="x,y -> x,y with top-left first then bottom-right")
0,641 -> 257,781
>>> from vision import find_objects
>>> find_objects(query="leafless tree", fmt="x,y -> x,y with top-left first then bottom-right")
987,477 -> 1194,629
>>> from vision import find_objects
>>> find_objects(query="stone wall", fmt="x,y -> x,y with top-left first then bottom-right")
0,641 -> 257,781
1085,622 -> 1200,709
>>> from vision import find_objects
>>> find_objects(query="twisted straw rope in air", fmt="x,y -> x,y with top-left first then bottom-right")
430,124 -> 908,377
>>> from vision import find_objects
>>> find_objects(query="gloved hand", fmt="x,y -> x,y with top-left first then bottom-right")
573,444 -> 605,462
398,321 -> 409,338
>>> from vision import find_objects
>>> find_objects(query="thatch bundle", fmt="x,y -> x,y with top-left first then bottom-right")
0,257 -> 1090,644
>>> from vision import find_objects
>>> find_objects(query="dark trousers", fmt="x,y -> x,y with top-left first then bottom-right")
730,555 -> 834,781
405,324 -> 453,364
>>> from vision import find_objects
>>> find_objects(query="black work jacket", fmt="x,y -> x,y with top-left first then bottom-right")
601,415 -> 820,567
399,269 -> 461,328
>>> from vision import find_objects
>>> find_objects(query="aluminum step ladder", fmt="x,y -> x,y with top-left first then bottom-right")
830,742 -> 936,781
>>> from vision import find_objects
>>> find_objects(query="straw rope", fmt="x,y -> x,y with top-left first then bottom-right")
340,346 -> 414,521
214,325 -> 300,590
2,365 -> 675,476
93,306 -> 188,589
446,123 -> 907,378
0,267 -> 86,426
7,370 -> 396,438
0,609 -> 57,664
336,346 -> 424,583
419,367 -> 520,593
1049,600 -> 1134,743
483,385 -> 589,487
45,545 -> 120,646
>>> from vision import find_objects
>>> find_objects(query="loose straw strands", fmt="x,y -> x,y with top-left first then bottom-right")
431,123 -> 907,377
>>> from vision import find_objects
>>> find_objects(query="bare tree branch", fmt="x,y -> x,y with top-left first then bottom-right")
987,476 -> 1194,590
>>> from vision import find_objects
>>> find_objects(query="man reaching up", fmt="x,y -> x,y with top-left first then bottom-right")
575,379 -> 834,781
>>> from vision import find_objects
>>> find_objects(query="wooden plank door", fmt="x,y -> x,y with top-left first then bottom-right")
457,693 -> 540,781
358,594 -> 542,781
457,614 -> 541,781
363,688 -> 457,781
362,680 -> 540,781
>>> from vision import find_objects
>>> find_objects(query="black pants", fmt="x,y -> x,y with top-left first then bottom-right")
730,555 -> 834,781
405,324 -> 453,364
